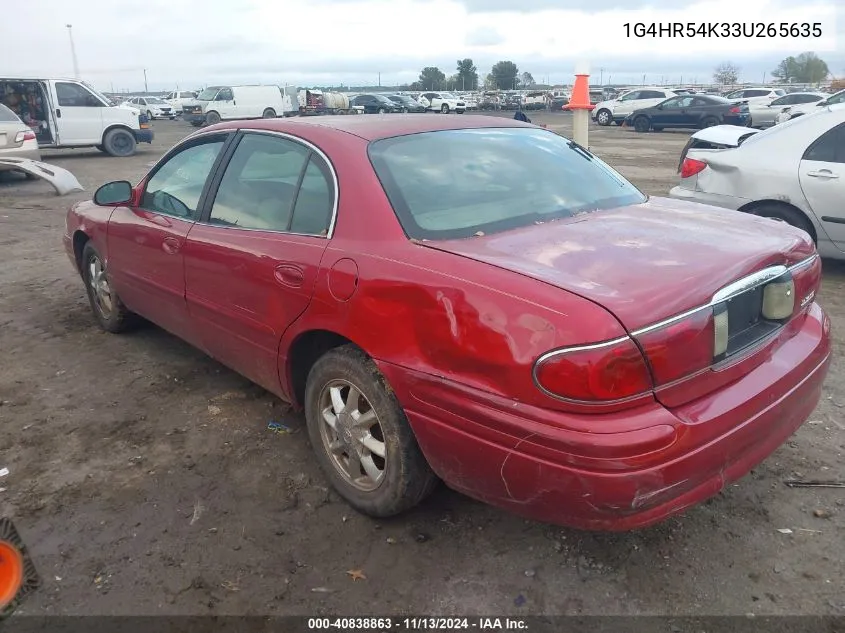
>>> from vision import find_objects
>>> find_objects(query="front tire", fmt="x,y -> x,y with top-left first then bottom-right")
304,345 -> 438,517
262,108 -> 276,118
102,128 -> 137,157
441,104 -> 450,114
205,111 -> 221,126
595,108 -> 612,126
81,243 -> 136,333
633,116 -> 651,133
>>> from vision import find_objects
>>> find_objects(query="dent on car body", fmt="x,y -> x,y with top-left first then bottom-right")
0,158 -> 83,195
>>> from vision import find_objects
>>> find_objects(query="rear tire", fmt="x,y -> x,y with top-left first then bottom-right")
633,116 -> 650,133
102,128 -> 137,157
304,345 -> 438,518
750,203 -> 815,241
700,116 -> 719,129
262,108 -> 276,118
596,108 -> 612,126
146,110 -> 153,121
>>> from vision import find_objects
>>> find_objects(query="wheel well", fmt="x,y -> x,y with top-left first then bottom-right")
102,124 -> 134,144
288,330 -> 355,407
72,230 -> 89,275
738,199 -> 817,242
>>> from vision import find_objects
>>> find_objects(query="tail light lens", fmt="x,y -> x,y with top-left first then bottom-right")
14,131 -> 36,143
635,309 -> 716,386
729,106 -> 741,113
680,158 -> 707,179
534,338 -> 652,402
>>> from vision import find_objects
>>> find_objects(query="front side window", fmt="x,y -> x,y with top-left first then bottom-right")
56,82 -> 103,107
209,133 -> 334,235
619,91 -> 641,101
369,128 -> 646,240
216,88 -> 233,101
141,139 -> 226,218
826,91 -> 845,105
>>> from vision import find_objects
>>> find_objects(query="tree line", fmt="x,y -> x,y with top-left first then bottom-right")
413,60 -> 536,92
713,52 -> 832,85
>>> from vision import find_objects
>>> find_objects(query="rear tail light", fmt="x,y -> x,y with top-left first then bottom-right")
729,106 -> 741,113
14,131 -> 36,143
533,338 -> 652,402
680,157 -> 707,179
635,308 -> 716,385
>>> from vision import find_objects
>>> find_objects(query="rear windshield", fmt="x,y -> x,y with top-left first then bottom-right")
0,103 -> 21,122
368,128 -> 646,240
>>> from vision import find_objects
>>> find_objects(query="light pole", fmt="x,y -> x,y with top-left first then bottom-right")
66,24 -> 80,79
143,68 -> 148,92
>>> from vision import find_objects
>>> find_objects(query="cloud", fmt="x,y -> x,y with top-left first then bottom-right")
0,0 -> 840,90
466,26 -> 506,46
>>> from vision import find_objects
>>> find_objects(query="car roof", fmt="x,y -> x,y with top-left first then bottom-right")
211,113 -> 530,141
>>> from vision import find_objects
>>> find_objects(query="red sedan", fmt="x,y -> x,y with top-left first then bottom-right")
64,115 -> 831,530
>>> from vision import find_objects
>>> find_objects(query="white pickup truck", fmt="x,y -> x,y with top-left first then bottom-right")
0,77 -> 153,157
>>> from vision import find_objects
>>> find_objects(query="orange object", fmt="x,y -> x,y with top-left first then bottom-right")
563,74 -> 595,111
0,541 -> 24,609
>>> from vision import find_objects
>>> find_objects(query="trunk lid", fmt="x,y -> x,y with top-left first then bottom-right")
423,197 -> 815,332
677,125 -> 760,171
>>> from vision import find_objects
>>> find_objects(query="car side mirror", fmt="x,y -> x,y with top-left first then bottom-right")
94,181 -> 133,206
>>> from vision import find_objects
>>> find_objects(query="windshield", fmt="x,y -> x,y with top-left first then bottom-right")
441,93 -> 458,99
83,82 -> 114,106
197,87 -> 221,101
368,128 -> 646,240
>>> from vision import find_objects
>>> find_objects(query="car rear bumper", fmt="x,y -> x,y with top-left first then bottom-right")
134,128 -> 154,144
668,186 -> 746,211
0,146 -> 41,161
379,302 -> 830,530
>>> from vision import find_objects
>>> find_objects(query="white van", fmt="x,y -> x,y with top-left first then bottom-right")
164,90 -> 198,113
0,77 -> 152,156
183,85 -> 293,126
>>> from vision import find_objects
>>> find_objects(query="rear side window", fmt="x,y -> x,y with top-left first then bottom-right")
803,123 -> 845,164
641,90 -> 666,99
794,94 -> 820,104
369,128 -> 646,240
746,90 -> 770,97
0,103 -> 20,122
209,133 -> 334,235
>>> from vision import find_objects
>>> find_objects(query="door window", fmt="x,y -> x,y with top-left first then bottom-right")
209,133 -> 334,234
56,82 -> 103,107
803,123 -> 845,164
618,91 -> 641,101
216,88 -> 233,101
141,138 -> 226,218
641,90 -> 666,99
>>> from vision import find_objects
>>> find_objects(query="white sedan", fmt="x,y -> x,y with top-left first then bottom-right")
124,96 -> 176,120
669,104 -> 845,261
748,92 -> 828,128
786,89 -> 845,120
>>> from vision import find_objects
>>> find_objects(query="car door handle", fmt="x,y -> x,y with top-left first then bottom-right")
806,170 -> 839,179
55,108 -> 61,118
162,237 -> 182,255
274,264 -> 304,288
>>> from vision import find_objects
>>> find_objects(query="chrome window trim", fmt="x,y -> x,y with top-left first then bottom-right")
185,128 -> 340,239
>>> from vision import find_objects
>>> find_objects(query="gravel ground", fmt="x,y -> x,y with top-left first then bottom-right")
0,112 -> 843,617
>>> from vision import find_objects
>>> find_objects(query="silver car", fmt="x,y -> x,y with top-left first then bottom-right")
669,104 -> 845,261
0,103 -> 41,161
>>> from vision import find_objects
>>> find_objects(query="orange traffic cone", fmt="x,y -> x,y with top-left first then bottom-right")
0,518 -> 39,619
563,73 -> 595,111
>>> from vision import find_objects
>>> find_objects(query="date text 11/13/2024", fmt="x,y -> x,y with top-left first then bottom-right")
307,617 -> 528,630
624,22 -> 822,37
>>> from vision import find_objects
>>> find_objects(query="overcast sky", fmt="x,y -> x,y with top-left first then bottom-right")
2,0 -> 841,91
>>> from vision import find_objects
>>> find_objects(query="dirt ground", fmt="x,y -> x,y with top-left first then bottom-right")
1,111 -> 843,617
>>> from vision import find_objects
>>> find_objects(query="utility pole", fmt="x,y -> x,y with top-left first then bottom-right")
143,68 -> 148,92
66,24 -> 80,79
378,72 -> 381,87
600,68 -> 604,85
